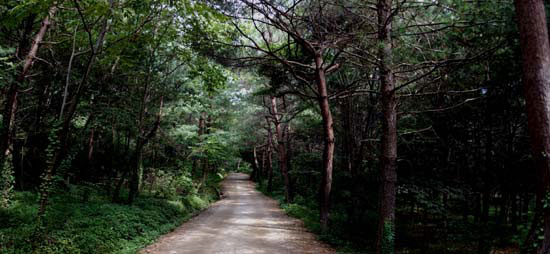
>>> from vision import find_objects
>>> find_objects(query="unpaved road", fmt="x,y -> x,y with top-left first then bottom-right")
141,173 -> 334,254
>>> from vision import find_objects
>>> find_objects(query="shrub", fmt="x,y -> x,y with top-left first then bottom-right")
0,183 -> 218,254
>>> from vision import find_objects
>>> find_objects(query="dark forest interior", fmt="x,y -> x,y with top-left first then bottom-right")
1,1 -> 550,254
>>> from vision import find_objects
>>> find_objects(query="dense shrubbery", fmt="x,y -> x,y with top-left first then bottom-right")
0,177 -> 221,254
259,173 -> 529,254
144,170 -> 195,199
0,1 -> 243,252
257,180 -> 376,253
0,0 -> 547,253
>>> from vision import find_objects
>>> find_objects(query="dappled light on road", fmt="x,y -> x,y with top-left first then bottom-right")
141,173 -> 334,254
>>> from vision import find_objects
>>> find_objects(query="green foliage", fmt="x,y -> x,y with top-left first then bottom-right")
283,202 -> 321,232
193,130 -> 237,164
258,182 -> 368,253
189,58 -> 228,95
234,161 -> 252,174
0,45 -> 15,87
0,154 -> 14,208
147,170 -> 195,199
0,0 -> 538,254
0,186 -> 218,254
37,121 -> 64,217
381,220 -> 395,254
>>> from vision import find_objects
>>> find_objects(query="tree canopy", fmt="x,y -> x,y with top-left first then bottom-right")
0,0 -> 549,254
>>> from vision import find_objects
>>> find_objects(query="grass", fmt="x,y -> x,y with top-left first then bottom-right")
0,184 -> 219,254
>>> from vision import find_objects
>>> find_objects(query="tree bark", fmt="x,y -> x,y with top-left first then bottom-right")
376,0 -> 397,253
270,96 -> 292,202
128,96 -> 163,204
478,191 -> 491,254
265,117 -> 274,193
515,1 -> 550,253
128,143 -> 144,204
251,145 -> 260,181
38,0 -> 114,216
511,194 -> 518,227
314,54 -> 335,231
1,6 -> 57,167
85,127 -> 95,180
192,112 -> 206,176
80,112 -> 96,182
261,145 -> 266,182
343,98 -> 355,175
201,112 -> 212,186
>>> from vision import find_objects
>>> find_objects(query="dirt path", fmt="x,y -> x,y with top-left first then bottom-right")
140,173 -> 335,254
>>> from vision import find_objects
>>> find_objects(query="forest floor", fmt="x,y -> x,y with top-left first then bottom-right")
140,173 -> 334,254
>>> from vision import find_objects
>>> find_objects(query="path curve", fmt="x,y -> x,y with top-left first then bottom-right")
141,173 -> 335,254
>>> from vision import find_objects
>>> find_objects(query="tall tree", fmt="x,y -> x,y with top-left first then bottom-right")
269,96 -> 292,202
514,0 -> 550,253
265,116 -> 274,193
376,0 -> 397,253
0,5 -> 58,207
224,0 -> 361,229
38,0 -> 115,216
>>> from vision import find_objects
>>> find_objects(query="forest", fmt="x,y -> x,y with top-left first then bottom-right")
1,0 -> 550,253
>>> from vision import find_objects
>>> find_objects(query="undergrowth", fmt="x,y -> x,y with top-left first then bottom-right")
0,177 -> 222,254
257,178 -> 526,254
256,180 -> 374,254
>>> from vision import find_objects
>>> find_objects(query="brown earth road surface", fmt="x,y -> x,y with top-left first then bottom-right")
140,173 -> 335,254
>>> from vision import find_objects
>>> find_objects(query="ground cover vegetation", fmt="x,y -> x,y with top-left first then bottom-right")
1,0 -> 550,254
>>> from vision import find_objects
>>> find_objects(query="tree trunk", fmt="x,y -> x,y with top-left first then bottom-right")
523,198 -> 543,254
511,194 -> 518,228
478,191 -> 491,254
265,117 -> 274,193
1,6 -> 57,169
128,95 -> 145,204
261,146 -> 266,182
515,1 -> 550,253
201,112 -> 212,186
128,96 -> 163,204
128,143 -> 144,204
343,98 -> 355,175
475,193 -> 482,223
376,0 -> 397,253
112,171 -> 128,203
83,127 -> 95,181
20,6 -> 60,216
192,112 -> 206,176
80,112 -> 96,182
38,1 -> 114,217
270,96 -> 292,202
251,146 -> 260,181
314,54 -> 335,231
285,124 -> 294,191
